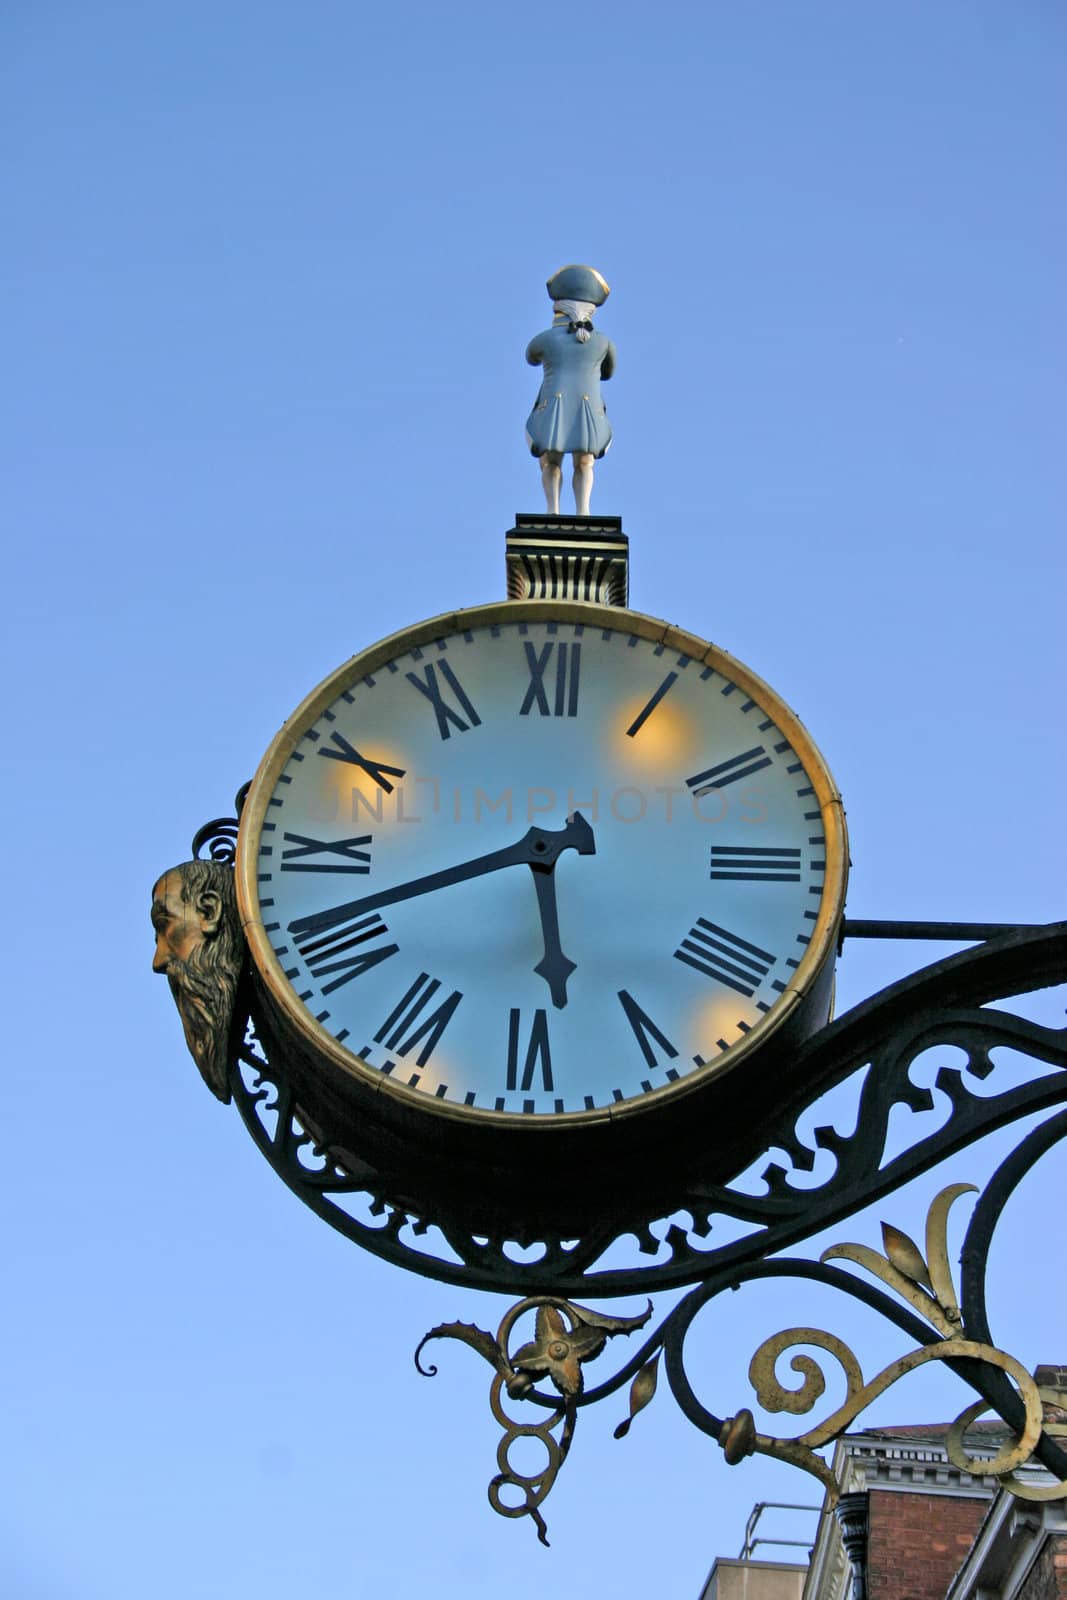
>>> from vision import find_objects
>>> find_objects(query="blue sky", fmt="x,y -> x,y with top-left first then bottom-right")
3,4 -> 1065,1596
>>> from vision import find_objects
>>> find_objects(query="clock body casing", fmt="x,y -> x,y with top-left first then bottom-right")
236,600 -> 848,1234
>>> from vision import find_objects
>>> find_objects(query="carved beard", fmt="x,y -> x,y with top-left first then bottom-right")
166,949 -> 237,1103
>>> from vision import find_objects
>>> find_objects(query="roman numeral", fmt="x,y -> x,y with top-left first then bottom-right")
673,918 -> 775,996
291,912 -> 399,995
407,660 -> 481,739
318,732 -> 405,793
626,672 -> 678,737
686,746 -> 772,796
506,1008 -> 553,1092
618,989 -> 678,1070
709,845 -> 801,882
373,972 -> 462,1067
281,832 -> 373,874
519,641 -> 582,717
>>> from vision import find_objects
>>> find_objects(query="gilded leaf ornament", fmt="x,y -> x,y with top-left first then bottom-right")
416,1296 -> 651,1543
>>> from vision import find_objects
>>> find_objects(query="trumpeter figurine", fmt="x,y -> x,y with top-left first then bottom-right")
525,264 -> 616,517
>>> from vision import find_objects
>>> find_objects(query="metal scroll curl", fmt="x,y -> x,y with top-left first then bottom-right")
947,1392 -> 1067,1502
731,1330 -> 1048,1499
190,783 -> 249,864
191,819 -> 239,864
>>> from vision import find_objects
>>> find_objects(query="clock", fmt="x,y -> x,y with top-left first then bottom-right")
235,599 -> 847,1233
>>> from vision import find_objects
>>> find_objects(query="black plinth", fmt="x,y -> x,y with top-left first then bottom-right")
506,513 -> 628,606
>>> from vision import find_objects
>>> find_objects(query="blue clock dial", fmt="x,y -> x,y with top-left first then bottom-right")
239,607 -> 846,1120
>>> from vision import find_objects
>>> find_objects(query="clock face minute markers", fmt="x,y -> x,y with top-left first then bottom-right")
244,612 -> 843,1120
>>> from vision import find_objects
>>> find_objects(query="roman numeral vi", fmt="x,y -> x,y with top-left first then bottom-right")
505,1009 -> 553,1092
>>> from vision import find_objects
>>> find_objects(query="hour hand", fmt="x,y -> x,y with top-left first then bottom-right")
530,866 -> 576,1008
528,811 -> 595,1007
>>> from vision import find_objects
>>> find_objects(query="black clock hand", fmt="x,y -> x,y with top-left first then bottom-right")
289,811 -> 596,939
529,864 -> 576,1009
526,810 -> 596,1007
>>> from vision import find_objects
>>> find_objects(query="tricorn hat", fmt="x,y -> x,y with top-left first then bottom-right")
546,263 -> 610,306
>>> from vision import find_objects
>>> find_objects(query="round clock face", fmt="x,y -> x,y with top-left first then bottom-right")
238,603 -> 846,1125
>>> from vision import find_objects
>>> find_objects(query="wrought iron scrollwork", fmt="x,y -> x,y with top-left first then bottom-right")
210,921 -> 1066,1538
191,818 -> 239,864
190,783 -> 250,864
225,924 -> 1066,1297
425,1161 -> 1067,1538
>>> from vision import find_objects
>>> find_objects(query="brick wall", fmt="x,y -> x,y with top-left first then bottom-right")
1020,1537 -> 1067,1600
865,1490 -> 988,1600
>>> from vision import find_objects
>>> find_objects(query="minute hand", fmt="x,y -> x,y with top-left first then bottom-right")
288,812 -> 596,939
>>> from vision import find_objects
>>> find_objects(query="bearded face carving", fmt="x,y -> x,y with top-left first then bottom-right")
151,860 -> 244,1102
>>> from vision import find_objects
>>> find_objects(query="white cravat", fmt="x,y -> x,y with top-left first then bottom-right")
552,299 -> 597,341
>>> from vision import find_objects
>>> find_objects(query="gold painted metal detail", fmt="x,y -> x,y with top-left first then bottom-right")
820,1180 -> 976,1335
719,1185 -> 1067,1503
947,1389 -> 1067,1501
151,858 -> 245,1103
416,1295 -> 651,1544
719,1406 -> 757,1464
614,1353 -> 660,1440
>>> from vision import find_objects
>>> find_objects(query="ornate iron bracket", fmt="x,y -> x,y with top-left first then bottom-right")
225,922 -> 1065,1297
419,1152 -> 1067,1541
405,925 -> 1067,1540
166,806 -> 1067,1548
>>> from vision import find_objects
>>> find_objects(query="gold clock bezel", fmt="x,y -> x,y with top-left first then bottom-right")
235,599 -> 848,1134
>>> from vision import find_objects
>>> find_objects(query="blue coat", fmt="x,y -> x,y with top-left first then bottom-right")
525,323 -> 616,458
